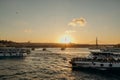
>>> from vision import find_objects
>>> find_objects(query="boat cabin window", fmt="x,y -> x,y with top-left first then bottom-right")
100,64 -> 104,67
93,63 -> 96,65
109,64 -> 112,67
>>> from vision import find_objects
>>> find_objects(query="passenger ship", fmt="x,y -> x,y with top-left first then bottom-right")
101,47 -> 120,53
0,47 -> 31,58
71,37 -> 120,71
70,49 -> 120,71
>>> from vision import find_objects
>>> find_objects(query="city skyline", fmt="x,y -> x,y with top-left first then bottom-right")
0,0 -> 120,44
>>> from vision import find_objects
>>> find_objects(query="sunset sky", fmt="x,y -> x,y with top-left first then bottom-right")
0,0 -> 120,44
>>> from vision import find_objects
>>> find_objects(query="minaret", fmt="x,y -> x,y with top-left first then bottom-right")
96,37 -> 98,48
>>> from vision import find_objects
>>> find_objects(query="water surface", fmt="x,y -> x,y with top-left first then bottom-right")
0,48 -> 120,80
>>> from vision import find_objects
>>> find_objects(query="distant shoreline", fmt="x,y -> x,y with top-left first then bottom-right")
0,42 -> 120,48
0,40 -> 120,48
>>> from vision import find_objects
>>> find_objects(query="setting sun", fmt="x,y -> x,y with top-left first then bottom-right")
59,34 -> 73,44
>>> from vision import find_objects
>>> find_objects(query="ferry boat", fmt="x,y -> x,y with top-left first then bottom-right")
101,47 -> 120,53
0,47 -> 31,58
70,51 -> 120,71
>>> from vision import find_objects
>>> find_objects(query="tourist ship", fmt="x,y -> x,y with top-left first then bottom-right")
70,50 -> 120,71
0,47 -> 31,58
100,47 -> 120,53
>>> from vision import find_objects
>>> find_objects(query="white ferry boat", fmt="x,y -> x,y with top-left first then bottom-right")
0,47 -> 31,58
70,51 -> 120,71
101,47 -> 120,53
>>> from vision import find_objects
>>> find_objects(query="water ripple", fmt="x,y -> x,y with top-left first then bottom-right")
0,48 -> 120,80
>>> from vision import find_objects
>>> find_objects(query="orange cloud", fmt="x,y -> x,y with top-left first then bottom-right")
65,30 -> 76,34
68,17 -> 87,27
24,29 -> 32,33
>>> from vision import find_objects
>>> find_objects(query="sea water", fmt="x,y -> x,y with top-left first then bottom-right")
0,48 -> 120,80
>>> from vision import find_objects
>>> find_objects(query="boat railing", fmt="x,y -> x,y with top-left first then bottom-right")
71,57 -> 120,63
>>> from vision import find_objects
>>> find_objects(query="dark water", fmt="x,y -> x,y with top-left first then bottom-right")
0,48 -> 120,80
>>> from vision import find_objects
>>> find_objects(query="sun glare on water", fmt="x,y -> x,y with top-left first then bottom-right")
59,34 -> 73,44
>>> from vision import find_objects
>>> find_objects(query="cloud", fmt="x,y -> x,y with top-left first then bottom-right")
68,17 -> 87,27
68,22 -> 76,27
65,30 -> 76,34
24,29 -> 32,33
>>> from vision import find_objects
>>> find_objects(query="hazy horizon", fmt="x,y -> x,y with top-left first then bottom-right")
0,0 -> 120,44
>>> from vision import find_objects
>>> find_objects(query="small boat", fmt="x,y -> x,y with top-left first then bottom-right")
32,48 -> 35,51
42,48 -> 46,51
70,51 -> 120,71
61,47 -> 66,50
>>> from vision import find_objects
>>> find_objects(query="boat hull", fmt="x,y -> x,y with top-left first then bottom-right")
70,61 -> 120,71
